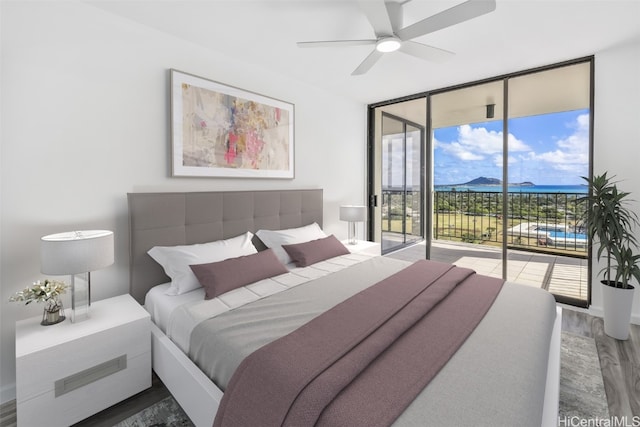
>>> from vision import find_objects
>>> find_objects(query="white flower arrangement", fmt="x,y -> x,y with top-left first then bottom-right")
10,279 -> 68,311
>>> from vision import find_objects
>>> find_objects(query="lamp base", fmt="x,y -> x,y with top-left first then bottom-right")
71,273 -> 90,323
347,222 -> 358,245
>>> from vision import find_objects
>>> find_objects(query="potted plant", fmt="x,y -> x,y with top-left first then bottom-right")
9,279 -> 68,325
580,172 -> 640,340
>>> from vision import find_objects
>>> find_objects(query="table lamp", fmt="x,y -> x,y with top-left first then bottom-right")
41,230 -> 114,322
339,205 -> 367,245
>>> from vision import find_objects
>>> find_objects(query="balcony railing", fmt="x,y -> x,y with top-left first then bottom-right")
382,189 -> 588,257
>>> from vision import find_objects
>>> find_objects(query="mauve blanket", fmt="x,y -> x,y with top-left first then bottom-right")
213,259 -> 504,427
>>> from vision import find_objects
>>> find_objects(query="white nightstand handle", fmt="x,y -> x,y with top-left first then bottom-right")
55,354 -> 127,397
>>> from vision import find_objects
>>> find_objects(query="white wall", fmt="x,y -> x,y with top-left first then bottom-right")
0,2 -> 367,402
590,38 -> 640,322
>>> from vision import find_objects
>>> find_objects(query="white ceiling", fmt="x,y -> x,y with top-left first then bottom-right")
88,0 -> 640,105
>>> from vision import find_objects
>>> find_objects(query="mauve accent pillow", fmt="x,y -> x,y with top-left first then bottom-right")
282,234 -> 350,267
190,248 -> 289,300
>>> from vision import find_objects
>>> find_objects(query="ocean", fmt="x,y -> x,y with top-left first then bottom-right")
433,184 -> 587,194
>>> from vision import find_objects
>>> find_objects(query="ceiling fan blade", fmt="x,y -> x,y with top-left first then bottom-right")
358,0 -> 394,36
399,41 -> 454,63
396,0 -> 496,41
385,1 -> 404,33
352,49 -> 385,75
297,39 -> 376,48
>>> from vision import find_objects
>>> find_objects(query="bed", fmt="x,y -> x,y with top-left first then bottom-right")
128,189 -> 561,427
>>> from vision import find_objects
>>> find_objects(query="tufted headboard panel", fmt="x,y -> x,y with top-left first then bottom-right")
127,189 -> 323,304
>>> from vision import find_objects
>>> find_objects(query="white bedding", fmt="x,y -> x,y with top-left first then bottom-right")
144,253 -> 561,427
144,252 -> 376,353
144,283 -> 204,333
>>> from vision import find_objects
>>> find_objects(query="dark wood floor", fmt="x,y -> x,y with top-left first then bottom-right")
2,308 -> 639,426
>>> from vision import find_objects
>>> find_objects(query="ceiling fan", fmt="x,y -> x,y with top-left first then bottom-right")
296,0 -> 496,75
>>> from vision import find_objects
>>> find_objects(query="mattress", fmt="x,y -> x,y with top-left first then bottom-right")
144,251 -> 377,352
147,255 -> 557,426
144,283 -> 204,333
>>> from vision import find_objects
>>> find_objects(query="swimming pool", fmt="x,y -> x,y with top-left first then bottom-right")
505,223 -> 588,250
535,226 -> 564,233
535,226 -> 587,241
548,230 -> 588,240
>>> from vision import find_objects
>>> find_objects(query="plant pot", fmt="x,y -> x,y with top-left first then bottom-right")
601,280 -> 635,340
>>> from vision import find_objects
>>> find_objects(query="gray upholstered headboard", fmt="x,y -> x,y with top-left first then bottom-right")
127,189 -> 323,304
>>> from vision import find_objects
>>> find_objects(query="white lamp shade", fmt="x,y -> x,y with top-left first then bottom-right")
340,205 -> 367,222
41,230 -> 114,275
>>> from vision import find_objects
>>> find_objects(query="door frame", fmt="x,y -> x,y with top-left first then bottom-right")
378,111 -> 426,254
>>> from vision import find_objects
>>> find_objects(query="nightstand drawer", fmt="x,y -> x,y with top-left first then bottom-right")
16,315 -> 149,402
17,351 -> 150,427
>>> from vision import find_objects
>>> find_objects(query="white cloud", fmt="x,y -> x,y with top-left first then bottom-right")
493,154 -> 518,168
440,142 -> 485,160
437,125 -> 530,162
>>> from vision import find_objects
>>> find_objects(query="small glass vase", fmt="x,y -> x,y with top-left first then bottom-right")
41,302 -> 65,326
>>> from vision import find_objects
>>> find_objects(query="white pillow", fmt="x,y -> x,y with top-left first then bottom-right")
148,232 -> 258,296
256,223 -> 326,265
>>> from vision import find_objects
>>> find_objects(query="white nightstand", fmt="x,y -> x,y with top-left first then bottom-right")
15,294 -> 151,427
342,240 -> 381,256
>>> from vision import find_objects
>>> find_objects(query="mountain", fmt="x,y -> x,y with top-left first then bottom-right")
448,177 -> 535,186
463,176 -> 501,185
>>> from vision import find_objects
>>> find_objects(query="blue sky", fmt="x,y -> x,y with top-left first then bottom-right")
433,109 -> 590,186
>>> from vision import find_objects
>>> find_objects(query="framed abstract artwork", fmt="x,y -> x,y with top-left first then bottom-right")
170,69 -> 294,178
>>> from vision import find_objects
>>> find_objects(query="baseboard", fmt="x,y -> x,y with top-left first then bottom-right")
0,383 -> 16,405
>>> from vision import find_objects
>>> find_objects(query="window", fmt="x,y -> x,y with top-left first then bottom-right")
368,58 -> 593,307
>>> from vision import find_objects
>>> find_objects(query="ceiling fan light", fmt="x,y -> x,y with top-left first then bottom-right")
376,37 -> 401,53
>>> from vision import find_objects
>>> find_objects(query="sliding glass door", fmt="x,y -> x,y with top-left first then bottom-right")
380,113 -> 424,254
368,58 -> 593,307
430,80 -> 505,276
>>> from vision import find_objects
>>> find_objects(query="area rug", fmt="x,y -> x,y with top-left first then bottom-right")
559,331 -> 609,420
113,396 -> 194,427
